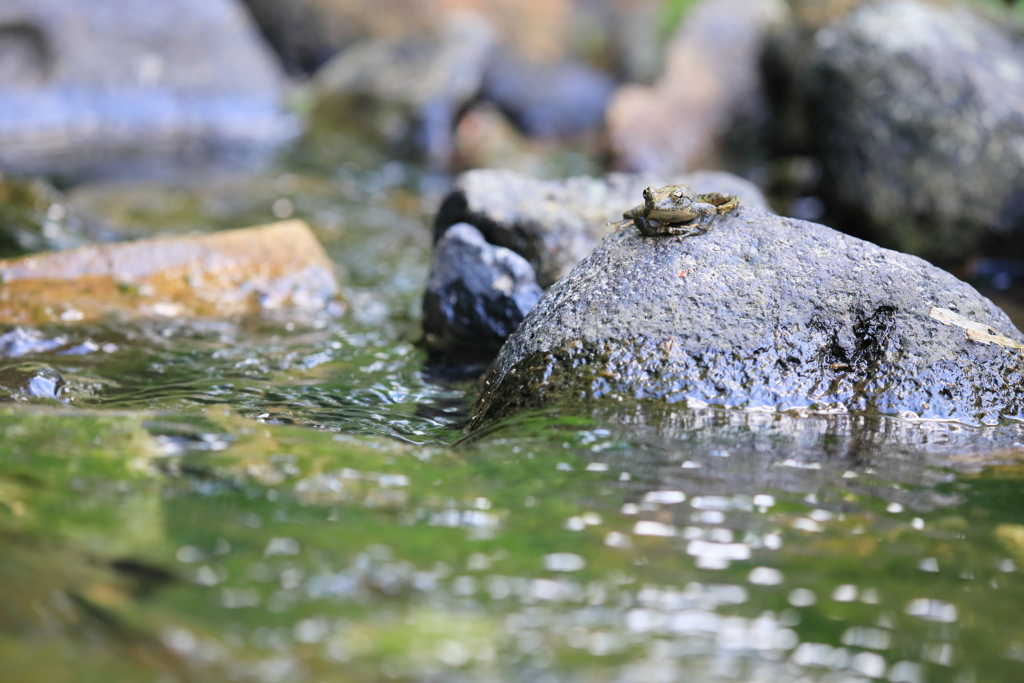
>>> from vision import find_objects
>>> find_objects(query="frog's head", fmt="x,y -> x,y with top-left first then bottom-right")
644,185 -> 694,212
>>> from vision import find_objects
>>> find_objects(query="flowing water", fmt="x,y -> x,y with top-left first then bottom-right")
3,135 -> 1024,683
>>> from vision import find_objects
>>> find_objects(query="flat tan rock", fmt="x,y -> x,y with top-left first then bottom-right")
0,220 -> 339,324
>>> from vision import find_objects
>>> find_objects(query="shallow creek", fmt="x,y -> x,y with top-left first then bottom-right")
3,142 -> 1024,683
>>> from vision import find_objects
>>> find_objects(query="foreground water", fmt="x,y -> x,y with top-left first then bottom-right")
3,141 -> 1024,683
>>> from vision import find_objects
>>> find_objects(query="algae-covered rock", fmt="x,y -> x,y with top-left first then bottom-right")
804,0 -> 1024,262
468,206 -> 1024,432
0,220 -> 339,324
434,169 -> 769,288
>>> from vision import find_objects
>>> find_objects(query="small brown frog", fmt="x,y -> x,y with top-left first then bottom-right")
622,185 -> 740,237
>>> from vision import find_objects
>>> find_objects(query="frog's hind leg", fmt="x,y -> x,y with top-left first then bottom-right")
697,192 -> 740,214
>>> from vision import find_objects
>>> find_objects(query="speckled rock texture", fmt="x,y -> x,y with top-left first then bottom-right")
805,0 -> 1024,262
422,223 -> 543,353
434,169 -> 769,288
468,206 -> 1024,432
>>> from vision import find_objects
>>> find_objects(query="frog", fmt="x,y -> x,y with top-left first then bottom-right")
622,185 -> 740,238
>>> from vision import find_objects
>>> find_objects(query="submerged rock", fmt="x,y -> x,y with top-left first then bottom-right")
804,0 -> 1024,262
434,169 -> 769,289
468,206 -> 1024,432
0,220 -> 339,324
0,0 -> 287,176
422,223 -> 543,354
0,363 -> 65,401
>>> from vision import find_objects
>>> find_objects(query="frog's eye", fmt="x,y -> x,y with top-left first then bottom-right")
643,187 -> 654,199
672,190 -> 683,200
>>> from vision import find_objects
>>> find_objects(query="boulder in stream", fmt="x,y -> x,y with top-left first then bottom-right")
0,220 -> 339,324
468,205 -> 1024,432
803,0 -> 1024,262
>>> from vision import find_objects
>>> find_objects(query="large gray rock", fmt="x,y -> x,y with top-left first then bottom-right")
804,0 -> 1024,262
0,0 -> 287,176
434,169 -> 769,288
468,206 -> 1024,432
422,223 -> 543,354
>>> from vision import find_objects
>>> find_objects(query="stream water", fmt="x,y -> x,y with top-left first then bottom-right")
3,135 -> 1024,683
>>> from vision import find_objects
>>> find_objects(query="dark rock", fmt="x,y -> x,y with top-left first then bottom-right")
313,13 -> 494,167
468,206 -> 1024,432
804,0 -> 1024,263
422,223 -> 543,354
0,362 -> 65,400
481,52 -> 616,139
0,0 -> 287,176
606,0 -> 787,174
434,169 -> 770,288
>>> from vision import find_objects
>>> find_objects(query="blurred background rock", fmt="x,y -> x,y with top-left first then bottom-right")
0,0 -> 1023,321
0,0 -> 289,180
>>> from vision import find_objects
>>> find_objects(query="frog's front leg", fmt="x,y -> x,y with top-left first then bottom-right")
697,192 -> 740,214
633,214 -> 668,237
662,202 -> 717,237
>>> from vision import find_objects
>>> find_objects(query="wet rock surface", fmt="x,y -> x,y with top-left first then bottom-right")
469,206 -> 1024,432
803,0 -> 1024,262
422,223 -> 543,354
0,0 -> 287,176
0,220 -> 339,324
0,362 -> 65,401
606,0 -> 787,174
434,169 -> 769,288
